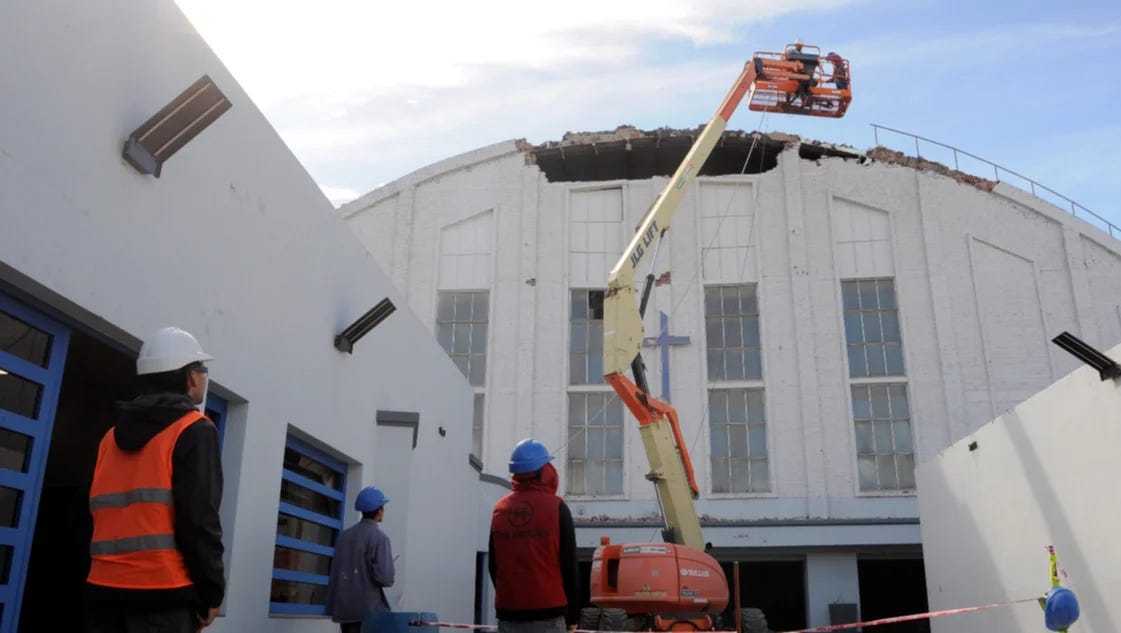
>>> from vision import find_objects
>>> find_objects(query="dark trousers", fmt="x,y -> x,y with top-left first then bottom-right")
87,607 -> 195,633
341,623 -> 362,633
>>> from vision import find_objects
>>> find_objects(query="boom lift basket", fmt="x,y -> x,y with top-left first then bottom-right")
746,45 -> 852,118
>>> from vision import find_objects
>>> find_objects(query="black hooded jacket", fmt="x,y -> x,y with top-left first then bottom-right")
85,392 -> 225,613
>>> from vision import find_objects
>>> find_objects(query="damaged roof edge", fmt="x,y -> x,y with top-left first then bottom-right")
526,125 -> 867,183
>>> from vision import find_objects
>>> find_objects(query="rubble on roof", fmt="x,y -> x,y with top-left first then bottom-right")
867,145 -> 997,191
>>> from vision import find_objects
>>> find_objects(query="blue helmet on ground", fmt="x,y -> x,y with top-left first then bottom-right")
355,486 -> 389,513
1043,586 -> 1080,631
509,439 -> 553,474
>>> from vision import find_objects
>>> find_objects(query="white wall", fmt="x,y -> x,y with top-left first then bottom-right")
1,1 -> 480,631
916,344 -> 1121,633
342,140 -> 1121,526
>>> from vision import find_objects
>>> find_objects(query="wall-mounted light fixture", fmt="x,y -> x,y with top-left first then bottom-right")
1051,331 -> 1121,381
123,74 -> 232,178
335,298 -> 396,353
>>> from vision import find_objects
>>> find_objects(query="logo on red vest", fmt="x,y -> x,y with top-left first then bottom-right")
507,500 -> 534,527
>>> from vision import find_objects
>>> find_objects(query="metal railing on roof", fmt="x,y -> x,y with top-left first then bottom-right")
870,123 -> 1119,240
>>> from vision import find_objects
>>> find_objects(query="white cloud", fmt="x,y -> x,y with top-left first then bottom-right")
320,185 -> 362,207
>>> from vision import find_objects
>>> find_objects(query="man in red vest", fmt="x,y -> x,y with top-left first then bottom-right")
85,326 -> 225,633
489,439 -> 579,633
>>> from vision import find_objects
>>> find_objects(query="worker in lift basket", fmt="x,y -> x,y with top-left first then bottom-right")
326,486 -> 396,633
85,327 -> 225,633
489,439 -> 580,633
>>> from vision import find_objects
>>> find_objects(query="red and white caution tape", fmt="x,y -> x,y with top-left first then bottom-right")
413,598 -> 1040,633
772,596 -> 1040,633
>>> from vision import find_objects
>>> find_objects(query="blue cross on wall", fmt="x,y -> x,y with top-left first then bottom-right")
642,311 -> 691,403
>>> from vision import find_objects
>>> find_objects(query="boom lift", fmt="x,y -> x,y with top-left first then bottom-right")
588,45 -> 851,631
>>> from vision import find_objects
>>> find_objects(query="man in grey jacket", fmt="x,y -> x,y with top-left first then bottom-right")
326,486 -> 395,633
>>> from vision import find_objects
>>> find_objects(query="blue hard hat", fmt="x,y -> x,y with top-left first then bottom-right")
1044,587 -> 1080,632
355,486 -> 389,512
509,439 -> 554,474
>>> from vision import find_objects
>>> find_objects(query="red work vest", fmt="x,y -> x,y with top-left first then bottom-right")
87,411 -> 208,589
491,489 -> 566,611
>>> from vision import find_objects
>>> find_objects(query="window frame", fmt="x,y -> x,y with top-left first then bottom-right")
435,290 -> 490,387
269,435 -> 347,616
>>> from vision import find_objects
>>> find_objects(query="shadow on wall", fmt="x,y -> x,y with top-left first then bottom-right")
919,464 -> 1009,633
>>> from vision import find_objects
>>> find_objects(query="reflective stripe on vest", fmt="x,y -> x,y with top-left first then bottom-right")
88,410 -> 208,590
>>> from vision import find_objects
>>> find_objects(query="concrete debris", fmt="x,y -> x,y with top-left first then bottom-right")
867,146 -> 997,191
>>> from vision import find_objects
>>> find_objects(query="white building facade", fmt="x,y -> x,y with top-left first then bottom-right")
342,128 -> 1121,629
1,2 -> 499,632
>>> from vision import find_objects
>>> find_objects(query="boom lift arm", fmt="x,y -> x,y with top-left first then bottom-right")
591,45 -> 851,628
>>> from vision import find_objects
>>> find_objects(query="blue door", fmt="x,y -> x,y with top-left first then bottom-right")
0,293 -> 69,631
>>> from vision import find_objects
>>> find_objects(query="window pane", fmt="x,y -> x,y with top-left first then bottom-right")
844,312 -> 864,343
724,317 -> 742,347
873,421 -> 893,453
270,579 -> 327,606
708,391 -> 727,424
893,420 -> 913,453
570,323 -> 587,352
277,513 -> 337,547
877,455 -> 898,489
274,546 -> 331,576
746,391 -> 766,422
452,324 -> 471,353
0,544 -> 12,584
711,457 -> 730,493
878,283 -> 896,309
709,425 -> 728,458
0,312 -> 52,367
841,282 -> 859,310
587,354 -> 604,384
606,400 -> 624,427
704,288 -> 721,316
885,344 -> 905,375
870,387 -> 891,419
472,293 -> 489,321
469,357 -> 486,386
866,344 -> 887,376
567,461 -> 586,496
0,429 -> 32,473
454,294 -> 472,321
748,425 -> 767,458
587,461 -> 605,494
851,386 -> 871,419
436,324 -> 453,352
470,324 -> 487,353
587,429 -> 605,460
0,486 -> 22,527
0,371 -> 43,420
858,282 -> 878,310
731,459 -> 749,492
889,385 -> 910,418
863,314 -> 882,342
283,448 -> 342,490
854,421 -> 873,453
605,462 -> 623,494
606,428 -> 623,457
857,455 -> 878,490
705,318 -> 724,348
707,351 -> 724,380
588,322 -> 603,354
897,454 -> 916,489
847,346 -> 868,378
725,351 -> 745,380
437,294 -> 455,322
745,349 -> 762,380
881,312 -> 900,342
454,355 -> 470,380
726,390 -> 747,423
571,292 -> 588,320
722,290 -> 738,315
729,425 -> 748,459
280,480 -> 340,518
569,355 -> 586,384
749,460 -> 769,492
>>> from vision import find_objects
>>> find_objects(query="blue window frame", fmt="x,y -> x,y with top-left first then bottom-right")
0,292 -> 70,633
270,435 -> 347,616
204,393 -> 227,452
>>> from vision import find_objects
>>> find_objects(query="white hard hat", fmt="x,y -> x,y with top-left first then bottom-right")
136,326 -> 214,375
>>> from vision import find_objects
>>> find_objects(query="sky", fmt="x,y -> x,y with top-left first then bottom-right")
173,0 -> 1121,235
